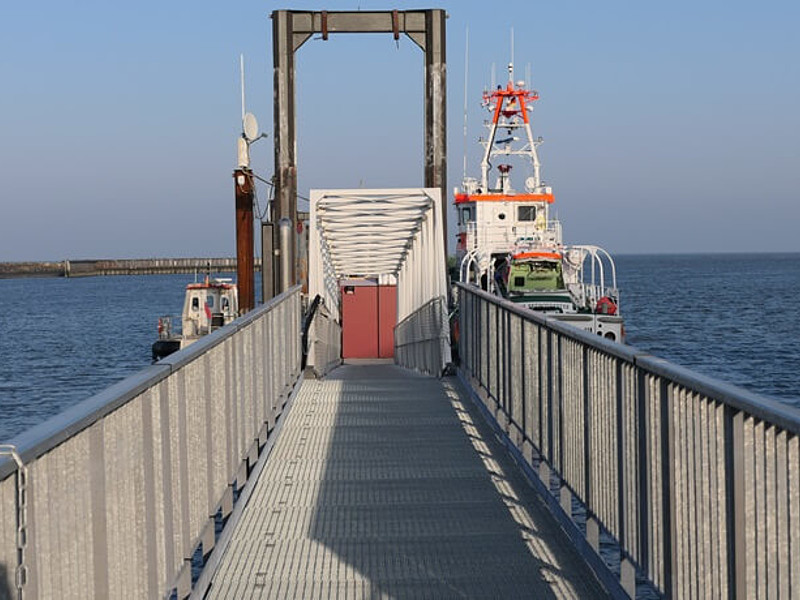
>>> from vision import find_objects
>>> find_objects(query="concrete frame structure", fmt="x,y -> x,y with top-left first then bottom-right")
271,9 -> 447,283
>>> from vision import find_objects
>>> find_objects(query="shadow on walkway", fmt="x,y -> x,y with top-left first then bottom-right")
206,364 -> 608,598
303,364 -> 606,597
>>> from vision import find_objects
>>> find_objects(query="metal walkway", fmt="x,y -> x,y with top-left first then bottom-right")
202,363 -> 607,599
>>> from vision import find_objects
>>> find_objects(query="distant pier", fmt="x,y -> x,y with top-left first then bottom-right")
0,257 -> 257,278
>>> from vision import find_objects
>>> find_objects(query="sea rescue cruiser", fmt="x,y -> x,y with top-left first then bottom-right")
456,61 -> 624,341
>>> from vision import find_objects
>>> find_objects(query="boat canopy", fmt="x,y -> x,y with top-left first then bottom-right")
507,259 -> 565,293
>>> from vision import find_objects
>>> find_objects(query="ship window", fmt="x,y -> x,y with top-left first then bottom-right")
206,295 -> 214,308
460,207 -> 472,224
518,206 -> 537,221
221,297 -> 230,311
498,212 -> 506,220
191,297 -> 199,311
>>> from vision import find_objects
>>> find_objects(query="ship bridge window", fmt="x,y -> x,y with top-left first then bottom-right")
221,297 -> 230,311
518,206 -> 537,221
191,297 -> 199,311
460,207 -> 472,224
206,295 -> 215,308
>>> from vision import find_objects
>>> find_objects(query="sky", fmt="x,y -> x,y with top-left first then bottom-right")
1,0 -> 798,260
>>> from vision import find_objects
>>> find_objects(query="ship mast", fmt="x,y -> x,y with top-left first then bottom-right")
478,60 -> 544,193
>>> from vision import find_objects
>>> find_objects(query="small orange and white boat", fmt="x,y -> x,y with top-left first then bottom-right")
152,275 -> 239,361
456,60 -> 624,341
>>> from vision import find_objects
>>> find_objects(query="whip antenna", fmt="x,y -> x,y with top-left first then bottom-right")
237,54 -> 261,169
510,28 -> 514,80
462,26 -> 469,181
240,54 -> 246,123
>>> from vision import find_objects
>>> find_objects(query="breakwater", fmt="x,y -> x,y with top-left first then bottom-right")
0,257 -> 259,278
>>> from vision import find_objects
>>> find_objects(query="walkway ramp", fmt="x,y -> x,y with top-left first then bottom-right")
202,364 -> 606,598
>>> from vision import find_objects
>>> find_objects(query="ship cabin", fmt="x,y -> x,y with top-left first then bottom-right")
455,176 -> 560,259
181,278 -> 239,339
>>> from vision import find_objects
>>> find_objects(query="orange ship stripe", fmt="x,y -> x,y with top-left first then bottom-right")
513,251 -> 562,260
455,193 -> 555,204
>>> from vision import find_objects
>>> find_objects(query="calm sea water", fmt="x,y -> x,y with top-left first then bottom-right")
1,254 -> 799,441
0,274 -> 192,441
617,253 -> 800,403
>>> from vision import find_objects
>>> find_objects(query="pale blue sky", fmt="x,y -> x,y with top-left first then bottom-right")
1,1 -> 798,260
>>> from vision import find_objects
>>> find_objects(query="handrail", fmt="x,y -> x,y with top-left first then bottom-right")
458,284 -> 800,434
305,299 -> 341,378
0,285 -> 302,599
301,294 -> 322,369
394,294 -> 451,376
456,281 -> 800,597
0,285 -> 302,480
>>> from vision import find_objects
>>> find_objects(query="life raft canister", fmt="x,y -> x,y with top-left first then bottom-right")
595,296 -> 618,315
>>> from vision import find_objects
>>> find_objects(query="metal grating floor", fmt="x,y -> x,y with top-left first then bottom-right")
204,364 -> 608,599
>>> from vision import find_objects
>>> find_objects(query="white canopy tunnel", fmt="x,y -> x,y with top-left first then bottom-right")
308,188 -> 451,373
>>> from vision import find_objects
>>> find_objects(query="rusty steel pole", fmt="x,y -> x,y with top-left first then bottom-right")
234,168 -> 255,314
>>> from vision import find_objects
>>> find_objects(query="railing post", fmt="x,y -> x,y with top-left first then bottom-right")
520,317 -> 527,436
538,326 -> 546,457
637,367 -> 650,582
494,302 -> 500,408
660,380 -> 676,597
725,407 -> 746,599
504,310 -> 511,422
547,331 -> 554,465
583,345 -> 591,511
617,359 -> 636,598
556,335 -> 564,475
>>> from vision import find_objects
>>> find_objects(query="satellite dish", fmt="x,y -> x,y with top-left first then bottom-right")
243,112 -> 259,142
525,177 -> 537,192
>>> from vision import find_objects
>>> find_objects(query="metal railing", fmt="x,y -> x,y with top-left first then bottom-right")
394,295 -> 451,376
307,300 -> 342,378
0,286 -> 302,600
457,282 -> 800,598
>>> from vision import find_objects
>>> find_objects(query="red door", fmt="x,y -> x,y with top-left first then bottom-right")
377,285 -> 396,358
341,282 -> 396,359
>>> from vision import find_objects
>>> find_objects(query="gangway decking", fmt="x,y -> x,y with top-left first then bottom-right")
197,362 -> 606,599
